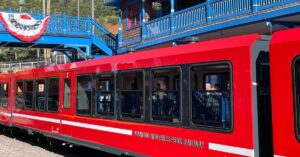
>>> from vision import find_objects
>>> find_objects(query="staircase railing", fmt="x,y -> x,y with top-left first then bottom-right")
0,10 -> 117,49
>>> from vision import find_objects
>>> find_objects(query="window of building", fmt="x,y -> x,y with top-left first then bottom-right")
127,2 -> 141,29
0,83 -> 8,108
64,78 -> 71,109
151,68 -> 180,123
120,71 -> 144,119
25,80 -> 34,109
191,63 -> 232,130
77,75 -> 93,115
35,79 -> 46,111
16,81 -> 24,109
97,74 -> 114,116
47,78 -> 59,112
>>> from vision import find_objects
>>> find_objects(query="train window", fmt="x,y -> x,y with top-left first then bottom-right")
35,79 -> 46,111
63,78 -> 71,109
77,75 -> 93,115
16,81 -> 25,109
47,78 -> 59,112
191,63 -> 232,130
97,74 -> 114,116
120,71 -> 144,119
25,80 -> 34,109
0,83 -> 8,108
151,68 -> 181,123
294,58 -> 300,139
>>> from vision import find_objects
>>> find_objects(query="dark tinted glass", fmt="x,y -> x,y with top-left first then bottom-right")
191,63 -> 232,129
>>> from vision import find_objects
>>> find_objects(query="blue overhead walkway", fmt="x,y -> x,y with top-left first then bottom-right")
106,0 -> 300,54
0,10 -> 117,59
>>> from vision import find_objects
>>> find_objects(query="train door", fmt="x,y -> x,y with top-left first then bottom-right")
60,71 -> 73,137
270,28 -> 300,157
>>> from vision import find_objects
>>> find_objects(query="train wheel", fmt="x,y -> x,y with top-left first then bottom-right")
9,128 -> 14,137
48,138 -> 56,149
36,135 -> 43,145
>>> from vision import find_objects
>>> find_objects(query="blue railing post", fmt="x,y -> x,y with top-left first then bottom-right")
8,8 -> 13,13
206,0 -> 212,23
118,9 -> 123,47
141,0 -> 146,40
63,13 -> 67,34
87,16 -> 91,36
252,0 -> 259,12
36,10 -> 41,19
170,0 -> 175,33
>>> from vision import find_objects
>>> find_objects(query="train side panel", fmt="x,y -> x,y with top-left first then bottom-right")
66,35 -> 259,157
270,28 -> 300,157
8,34 -> 262,157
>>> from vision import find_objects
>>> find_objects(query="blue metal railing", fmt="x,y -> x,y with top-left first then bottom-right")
0,10 -> 117,49
143,0 -> 297,40
174,3 -> 207,32
145,15 -> 171,39
257,0 -> 296,10
210,0 -> 252,21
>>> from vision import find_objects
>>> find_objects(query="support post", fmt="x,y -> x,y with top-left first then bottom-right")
252,0 -> 258,12
141,0 -> 146,40
206,0 -> 212,23
63,13 -> 67,34
170,0 -> 175,33
87,16 -> 91,35
118,10 -> 123,47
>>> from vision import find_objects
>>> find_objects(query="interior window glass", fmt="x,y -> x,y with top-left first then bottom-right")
64,78 -> 71,109
294,59 -> 300,138
120,71 -> 144,119
25,80 -> 34,109
77,75 -> 92,115
151,68 -> 180,123
1,83 -> 8,108
16,82 -> 24,109
97,74 -> 114,116
191,63 -> 231,129
36,80 -> 46,111
47,78 -> 59,112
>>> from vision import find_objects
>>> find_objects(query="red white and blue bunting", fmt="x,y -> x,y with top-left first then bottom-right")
0,12 -> 50,42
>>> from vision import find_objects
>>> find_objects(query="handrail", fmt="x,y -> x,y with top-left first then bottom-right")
142,0 -> 296,40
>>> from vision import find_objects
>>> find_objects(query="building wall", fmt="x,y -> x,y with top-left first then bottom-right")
121,0 -> 141,45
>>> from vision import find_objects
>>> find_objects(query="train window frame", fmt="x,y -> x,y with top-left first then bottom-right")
150,66 -> 182,125
16,81 -> 25,109
0,83 -> 8,108
119,69 -> 145,121
95,73 -> 115,119
35,79 -> 47,112
76,74 -> 94,116
189,61 -> 234,133
24,80 -> 34,110
292,56 -> 300,141
63,78 -> 71,109
47,77 -> 59,113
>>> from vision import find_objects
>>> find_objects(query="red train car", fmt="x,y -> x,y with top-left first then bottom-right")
270,28 -> 300,157
0,33 -> 276,157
